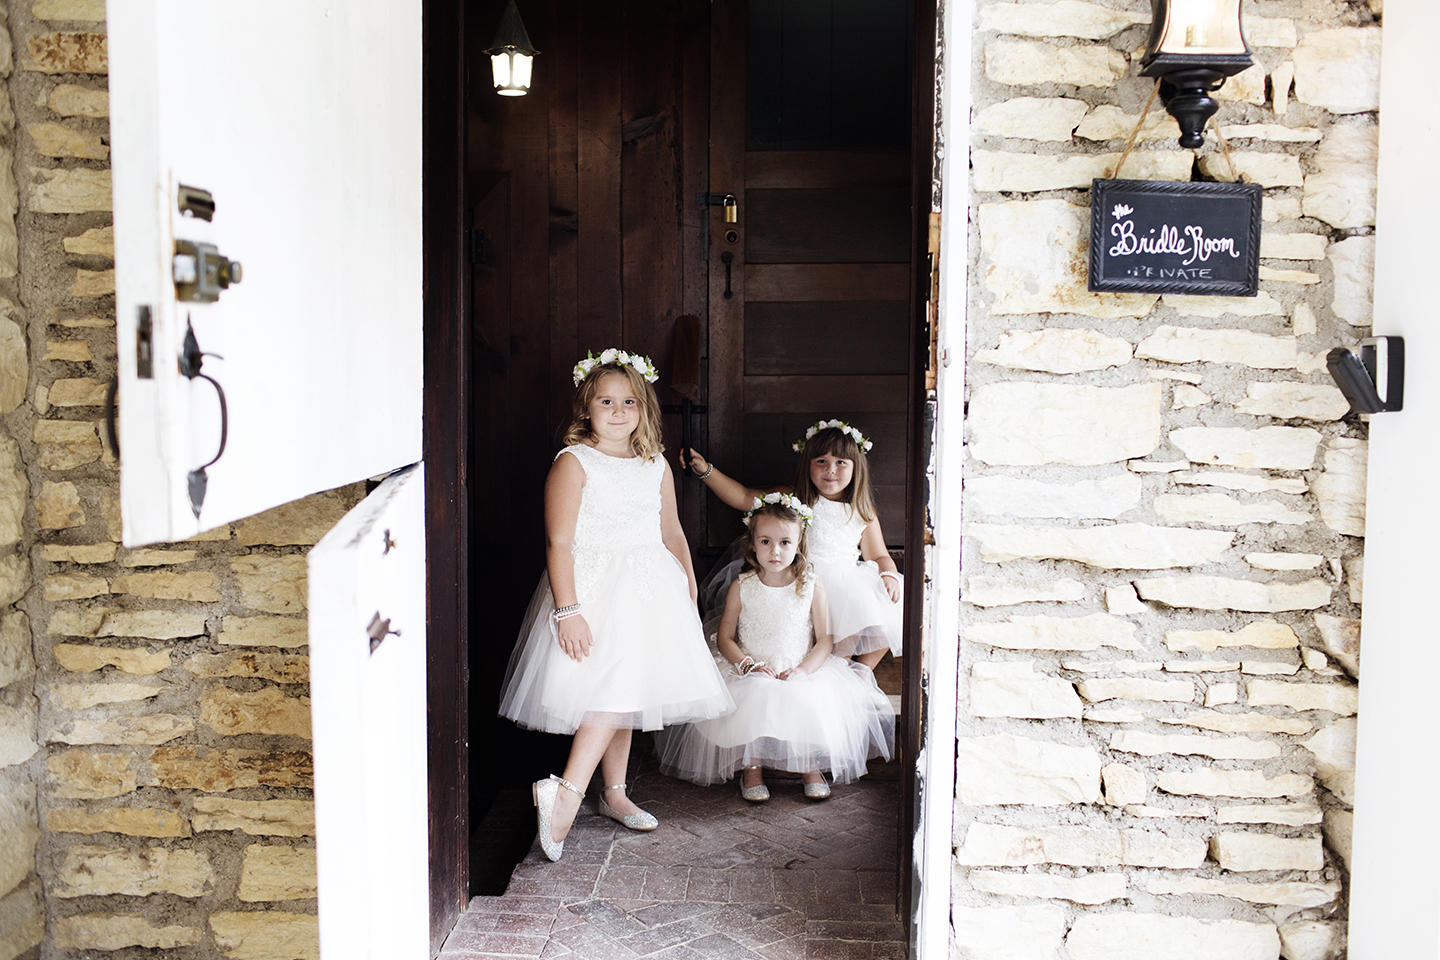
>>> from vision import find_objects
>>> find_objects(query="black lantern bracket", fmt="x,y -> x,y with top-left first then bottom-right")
1327,336 -> 1405,414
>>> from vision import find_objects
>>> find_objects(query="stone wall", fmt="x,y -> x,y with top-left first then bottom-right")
954,2 -> 1376,958
0,4 -> 363,958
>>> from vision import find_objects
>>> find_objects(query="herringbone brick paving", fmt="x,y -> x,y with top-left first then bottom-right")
446,756 -> 904,959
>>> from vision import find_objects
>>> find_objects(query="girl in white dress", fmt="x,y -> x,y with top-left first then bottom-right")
499,349 -> 733,862
657,495 -> 894,798
686,420 -> 903,669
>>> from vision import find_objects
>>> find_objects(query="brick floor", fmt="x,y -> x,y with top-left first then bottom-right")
446,754 -> 905,959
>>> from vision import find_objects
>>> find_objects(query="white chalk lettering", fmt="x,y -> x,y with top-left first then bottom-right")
1108,215 -> 1242,266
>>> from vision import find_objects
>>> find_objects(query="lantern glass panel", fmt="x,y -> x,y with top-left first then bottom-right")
512,53 -> 533,89
491,53 -> 512,87
1155,0 -> 1246,55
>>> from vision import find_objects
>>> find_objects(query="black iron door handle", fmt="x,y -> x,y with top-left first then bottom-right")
179,320 -> 229,518
721,251 -> 734,300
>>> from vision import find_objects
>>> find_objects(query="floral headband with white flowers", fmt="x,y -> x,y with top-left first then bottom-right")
743,492 -> 815,528
791,418 -> 873,454
572,348 -> 659,387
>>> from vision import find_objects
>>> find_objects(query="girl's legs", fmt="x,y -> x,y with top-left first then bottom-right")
855,648 -> 886,670
597,727 -> 646,817
548,723 -> 618,844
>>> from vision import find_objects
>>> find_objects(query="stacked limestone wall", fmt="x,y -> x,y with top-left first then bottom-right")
953,1 -> 1377,958
0,4 -> 363,957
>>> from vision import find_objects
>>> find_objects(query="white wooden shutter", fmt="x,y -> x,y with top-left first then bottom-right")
107,0 -> 422,545
309,464 -> 428,960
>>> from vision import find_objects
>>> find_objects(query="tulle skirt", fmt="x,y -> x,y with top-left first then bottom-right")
655,656 -> 895,785
498,547 -> 735,734
818,559 -> 903,658
699,555 -> 903,659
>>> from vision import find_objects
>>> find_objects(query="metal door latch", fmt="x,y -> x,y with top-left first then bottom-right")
174,240 -> 242,303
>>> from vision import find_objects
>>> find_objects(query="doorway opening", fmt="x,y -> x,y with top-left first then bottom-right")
431,0 -> 938,947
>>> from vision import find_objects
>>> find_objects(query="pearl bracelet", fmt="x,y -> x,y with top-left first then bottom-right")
552,604 -> 582,622
879,571 -> 901,582
697,462 -> 714,480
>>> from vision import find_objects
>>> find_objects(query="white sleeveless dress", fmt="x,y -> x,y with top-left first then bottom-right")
807,497 -> 903,658
656,570 -> 894,785
498,444 -> 734,734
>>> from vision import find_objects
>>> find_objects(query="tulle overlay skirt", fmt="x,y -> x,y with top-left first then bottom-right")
699,555 -> 904,659
655,657 -> 894,785
818,559 -> 903,658
498,549 -> 734,735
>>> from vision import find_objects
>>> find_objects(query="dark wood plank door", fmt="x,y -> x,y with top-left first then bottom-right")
707,0 -> 913,549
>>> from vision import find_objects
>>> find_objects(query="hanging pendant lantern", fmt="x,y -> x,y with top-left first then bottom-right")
1140,0 -> 1252,148
487,0 -> 539,97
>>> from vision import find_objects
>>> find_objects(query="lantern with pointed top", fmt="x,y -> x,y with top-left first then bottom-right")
1140,0 -> 1252,149
487,0 -> 539,97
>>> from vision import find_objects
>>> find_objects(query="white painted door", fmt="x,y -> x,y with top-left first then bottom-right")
309,464 -> 428,960
107,0 -> 422,545
1348,1 -> 1440,954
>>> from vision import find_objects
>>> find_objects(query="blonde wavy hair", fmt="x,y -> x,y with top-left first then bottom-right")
740,501 -> 811,595
561,363 -> 665,460
791,425 -> 877,523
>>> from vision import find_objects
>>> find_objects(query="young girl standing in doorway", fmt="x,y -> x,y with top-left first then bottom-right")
687,420 -> 902,670
657,495 -> 893,798
499,349 -> 733,862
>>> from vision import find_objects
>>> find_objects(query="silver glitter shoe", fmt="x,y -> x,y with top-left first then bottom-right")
599,783 -> 659,831
532,774 -> 583,861
739,765 -> 770,802
803,774 -> 831,800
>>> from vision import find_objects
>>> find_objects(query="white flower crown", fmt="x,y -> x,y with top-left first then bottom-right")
743,492 -> 815,528
791,419 -> 873,454
572,348 -> 659,387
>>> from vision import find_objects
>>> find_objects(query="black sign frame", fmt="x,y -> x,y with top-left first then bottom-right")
1088,178 -> 1263,297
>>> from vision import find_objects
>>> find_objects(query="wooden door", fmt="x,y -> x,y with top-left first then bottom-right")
706,0 -> 914,550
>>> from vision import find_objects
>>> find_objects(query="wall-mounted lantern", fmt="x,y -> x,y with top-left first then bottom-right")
1140,0 -> 1252,149
487,0 -> 539,97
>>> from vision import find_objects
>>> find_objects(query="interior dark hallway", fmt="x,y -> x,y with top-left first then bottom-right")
461,0 -> 924,918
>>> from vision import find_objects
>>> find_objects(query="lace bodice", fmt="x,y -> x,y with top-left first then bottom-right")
735,571 -> 815,673
559,444 -> 665,604
807,497 -> 866,567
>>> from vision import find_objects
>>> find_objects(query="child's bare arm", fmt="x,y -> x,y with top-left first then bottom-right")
715,581 -> 746,666
658,459 -> 699,601
545,453 -> 592,660
859,519 -> 901,602
684,448 -> 791,512
788,581 -> 834,677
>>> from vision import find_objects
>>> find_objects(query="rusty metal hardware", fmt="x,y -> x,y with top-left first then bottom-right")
174,240 -> 242,303
177,184 -> 216,221
367,612 -> 401,653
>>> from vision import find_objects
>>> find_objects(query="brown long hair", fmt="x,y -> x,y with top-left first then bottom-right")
561,363 -> 664,460
740,501 -> 811,595
791,426 -> 876,522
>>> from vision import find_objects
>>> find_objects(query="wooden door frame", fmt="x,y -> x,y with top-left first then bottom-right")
423,0 -> 471,951
902,0 -> 939,943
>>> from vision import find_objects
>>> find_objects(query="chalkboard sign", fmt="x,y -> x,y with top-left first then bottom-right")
1088,178 -> 1263,297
